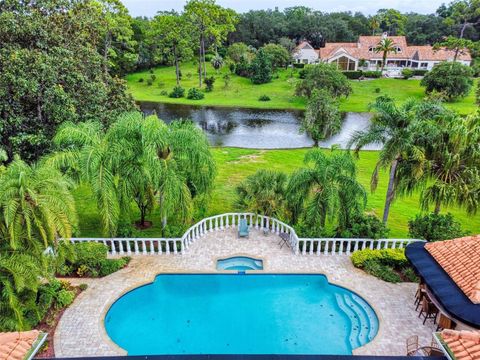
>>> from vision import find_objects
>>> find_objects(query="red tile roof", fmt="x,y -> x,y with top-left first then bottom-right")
409,46 -> 472,61
0,330 -> 42,360
440,329 -> 480,360
426,236 -> 480,304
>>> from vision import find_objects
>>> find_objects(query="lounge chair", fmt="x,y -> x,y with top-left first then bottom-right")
238,218 -> 249,238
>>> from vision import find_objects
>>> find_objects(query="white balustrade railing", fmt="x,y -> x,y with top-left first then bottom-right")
296,238 -> 423,256
181,212 -> 299,253
64,213 -> 424,256
68,237 -> 182,255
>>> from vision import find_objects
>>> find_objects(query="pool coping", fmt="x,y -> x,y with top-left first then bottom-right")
100,267 -> 384,356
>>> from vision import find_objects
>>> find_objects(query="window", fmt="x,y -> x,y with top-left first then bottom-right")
369,47 -> 375,52
395,47 -> 402,53
420,62 -> 428,68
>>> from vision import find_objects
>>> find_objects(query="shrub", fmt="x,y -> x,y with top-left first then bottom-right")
98,257 -> 130,277
169,86 -> 185,98
79,283 -> 88,291
160,90 -> 168,96
363,71 -> 382,78
413,69 -> 429,76
298,68 -> 307,79
402,267 -> 419,282
477,82 -> 480,105
293,63 -> 305,69
343,70 -> 363,79
351,248 -> 409,283
374,87 -> 381,93
338,214 -> 389,239
408,213 -> 465,242
204,76 -> 215,92
55,289 -> 75,308
149,69 -> 154,74
150,74 -> 156,81
229,63 -> 235,74
146,78 -> 153,86
261,43 -> 291,69
364,260 -> 402,283
421,62 -> 473,101
187,88 -> 205,100
223,74 -> 231,89
258,95 -> 271,101
138,78 -> 144,83
401,68 -> 414,79
296,63 -> 352,98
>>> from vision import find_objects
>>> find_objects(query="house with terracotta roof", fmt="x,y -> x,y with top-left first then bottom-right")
293,34 -> 471,73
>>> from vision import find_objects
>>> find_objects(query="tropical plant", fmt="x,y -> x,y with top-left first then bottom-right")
408,213 -> 465,242
235,169 -> 287,218
295,63 -> 352,98
287,150 -> 366,233
337,213 -> 389,239
0,158 -> 78,249
348,97 -> 426,224
261,43 -> 291,69
50,113 -> 216,236
374,37 -> 397,72
211,54 -> 224,72
421,61 -> 474,101
301,89 -> 342,146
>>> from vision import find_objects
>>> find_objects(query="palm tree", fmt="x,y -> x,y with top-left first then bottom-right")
348,97 -> 425,224
236,169 -> 287,218
287,149 -> 366,232
374,37 -> 397,73
0,251 -> 44,331
0,158 -> 78,249
50,112 -> 216,235
419,111 -> 480,214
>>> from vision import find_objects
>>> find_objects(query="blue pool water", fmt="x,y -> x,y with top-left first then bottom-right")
217,256 -> 264,270
105,274 -> 378,355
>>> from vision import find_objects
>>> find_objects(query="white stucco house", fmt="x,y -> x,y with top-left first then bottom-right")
292,34 -> 472,74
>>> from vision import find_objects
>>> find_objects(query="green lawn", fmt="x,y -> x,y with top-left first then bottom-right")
74,148 -> 480,239
126,62 -> 478,115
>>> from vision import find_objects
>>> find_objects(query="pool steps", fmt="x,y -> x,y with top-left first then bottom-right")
335,293 -> 378,349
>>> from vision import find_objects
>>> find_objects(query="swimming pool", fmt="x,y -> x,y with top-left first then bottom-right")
217,256 -> 264,270
105,274 -> 378,355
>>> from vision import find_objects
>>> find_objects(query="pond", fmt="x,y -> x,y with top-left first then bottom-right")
139,102 -> 380,150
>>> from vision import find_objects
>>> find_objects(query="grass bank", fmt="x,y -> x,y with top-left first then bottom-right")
126,62 -> 478,114
74,148 -> 480,239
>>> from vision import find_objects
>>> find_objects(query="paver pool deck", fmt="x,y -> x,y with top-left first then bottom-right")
55,229 -> 435,357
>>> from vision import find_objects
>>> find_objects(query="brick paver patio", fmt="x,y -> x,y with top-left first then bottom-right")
55,228 -> 436,357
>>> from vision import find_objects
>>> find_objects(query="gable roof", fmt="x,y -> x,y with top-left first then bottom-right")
0,330 -> 44,360
440,329 -> 480,360
426,236 -> 480,304
408,45 -> 472,62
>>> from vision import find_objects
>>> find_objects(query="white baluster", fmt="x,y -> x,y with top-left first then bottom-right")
226,215 -> 230,228
215,217 -> 219,230
150,240 -> 155,255
316,240 -> 321,255
209,218 -> 213,232
324,240 -> 329,255
173,240 -> 177,254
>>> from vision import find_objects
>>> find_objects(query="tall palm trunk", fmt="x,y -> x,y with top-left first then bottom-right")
198,44 -> 203,87
382,158 -> 398,224
174,45 -> 180,86
434,201 -> 441,215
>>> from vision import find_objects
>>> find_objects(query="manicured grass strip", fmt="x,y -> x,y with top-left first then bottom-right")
74,148 -> 480,238
126,62 -> 478,115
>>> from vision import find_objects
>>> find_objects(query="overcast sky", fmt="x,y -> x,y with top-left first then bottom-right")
123,0 -> 446,17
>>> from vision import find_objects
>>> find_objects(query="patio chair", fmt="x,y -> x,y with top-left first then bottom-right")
238,218 -> 249,238
406,335 -> 419,356
418,298 -> 438,325
436,313 -> 456,331
415,283 -> 427,310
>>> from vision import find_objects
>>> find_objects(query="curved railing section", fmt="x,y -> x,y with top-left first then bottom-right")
65,213 -> 423,256
180,212 -> 299,253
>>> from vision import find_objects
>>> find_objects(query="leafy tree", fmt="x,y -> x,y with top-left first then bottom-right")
374,37 -> 398,72
442,0 -> 480,39
150,12 -> 193,86
0,0 -> 135,162
301,89 -> 342,146
421,61 -> 474,100
236,170 -> 287,218
226,42 -> 252,63
249,48 -> 273,84
434,36 -> 476,61
295,63 -> 352,98
184,0 -> 238,87
348,97 -> 426,224
277,37 -> 296,53
287,150 -> 366,233
50,113 -> 216,235
375,9 -> 407,35
261,43 -> 291,69
408,213 -> 465,242
477,81 -> 480,105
